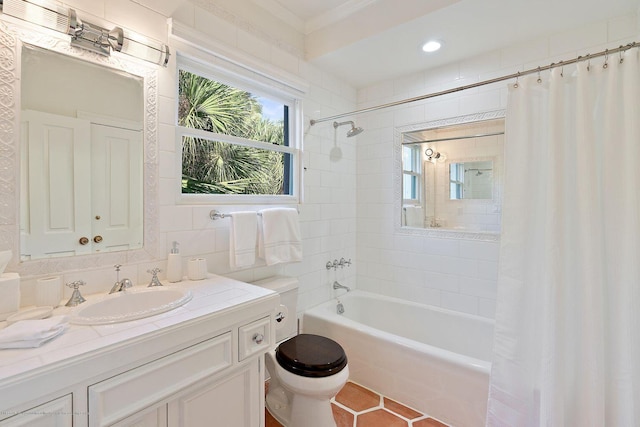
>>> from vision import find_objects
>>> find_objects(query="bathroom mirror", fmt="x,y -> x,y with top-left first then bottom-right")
20,45 -> 144,261
448,160 -> 494,200
395,111 -> 504,240
0,20 -> 159,275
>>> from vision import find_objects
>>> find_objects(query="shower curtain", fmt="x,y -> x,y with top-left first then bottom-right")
486,49 -> 640,426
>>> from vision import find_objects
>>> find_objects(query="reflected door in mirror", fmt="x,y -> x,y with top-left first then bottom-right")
21,111 -> 143,260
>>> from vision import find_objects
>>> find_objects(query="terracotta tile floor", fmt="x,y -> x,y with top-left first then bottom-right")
266,381 -> 449,427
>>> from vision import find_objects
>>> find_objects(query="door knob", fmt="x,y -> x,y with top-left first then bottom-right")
93,235 -> 103,243
79,237 -> 89,245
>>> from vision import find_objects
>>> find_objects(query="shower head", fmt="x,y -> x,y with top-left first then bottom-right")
333,121 -> 364,137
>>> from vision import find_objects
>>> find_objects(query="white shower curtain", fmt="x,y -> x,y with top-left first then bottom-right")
486,49 -> 640,426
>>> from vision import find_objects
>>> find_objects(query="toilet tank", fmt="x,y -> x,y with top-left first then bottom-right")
252,276 -> 298,343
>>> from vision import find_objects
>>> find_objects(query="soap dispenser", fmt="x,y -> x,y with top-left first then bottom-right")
167,241 -> 182,283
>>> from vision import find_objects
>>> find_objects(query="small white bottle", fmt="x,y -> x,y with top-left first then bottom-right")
166,241 -> 182,283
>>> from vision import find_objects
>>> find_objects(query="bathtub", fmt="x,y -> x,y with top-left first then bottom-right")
303,290 -> 494,427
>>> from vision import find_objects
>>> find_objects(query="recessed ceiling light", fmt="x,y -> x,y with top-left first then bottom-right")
422,40 -> 441,53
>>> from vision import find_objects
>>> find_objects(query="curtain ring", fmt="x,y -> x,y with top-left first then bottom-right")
514,71 -> 520,88
559,61 -> 564,77
536,66 -> 542,84
603,49 -> 609,69
587,54 -> 591,71
620,46 -> 625,64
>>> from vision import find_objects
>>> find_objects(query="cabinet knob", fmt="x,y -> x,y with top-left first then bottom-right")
252,333 -> 264,345
79,237 -> 89,245
93,235 -> 103,243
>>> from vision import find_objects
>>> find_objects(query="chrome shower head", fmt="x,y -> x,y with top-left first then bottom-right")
333,121 -> 364,137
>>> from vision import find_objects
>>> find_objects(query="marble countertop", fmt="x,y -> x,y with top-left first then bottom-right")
0,274 -> 276,384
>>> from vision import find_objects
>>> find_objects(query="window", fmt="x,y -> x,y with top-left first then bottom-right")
402,145 -> 421,203
449,162 -> 464,199
177,59 -> 301,203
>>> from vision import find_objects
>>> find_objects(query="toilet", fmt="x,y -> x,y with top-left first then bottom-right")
253,276 -> 349,427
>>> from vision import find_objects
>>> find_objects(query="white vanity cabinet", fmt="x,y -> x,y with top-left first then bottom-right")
0,395 -> 73,427
0,276 -> 278,427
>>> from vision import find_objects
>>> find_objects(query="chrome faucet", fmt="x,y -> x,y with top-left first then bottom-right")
147,268 -> 163,287
109,264 -> 133,294
65,280 -> 86,307
332,281 -> 351,292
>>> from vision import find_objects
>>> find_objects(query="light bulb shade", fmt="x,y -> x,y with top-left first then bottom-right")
1,0 -> 70,33
118,30 -> 170,66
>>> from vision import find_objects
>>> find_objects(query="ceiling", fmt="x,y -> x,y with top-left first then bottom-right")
260,0 -> 639,88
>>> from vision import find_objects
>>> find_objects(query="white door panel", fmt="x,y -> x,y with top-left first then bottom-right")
23,111 -> 91,259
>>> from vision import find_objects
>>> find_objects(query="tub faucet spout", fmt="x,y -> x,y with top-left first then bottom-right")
333,281 -> 351,292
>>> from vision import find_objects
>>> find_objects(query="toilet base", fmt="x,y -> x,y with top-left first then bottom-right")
266,384 -> 338,427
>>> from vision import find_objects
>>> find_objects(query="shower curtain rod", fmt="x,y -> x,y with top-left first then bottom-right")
309,41 -> 639,126
403,131 -> 504,145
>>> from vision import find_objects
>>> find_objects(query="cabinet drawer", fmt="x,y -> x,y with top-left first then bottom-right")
238,316 -> 271,361
0,395 -> 72,426
89,332 -> 231,427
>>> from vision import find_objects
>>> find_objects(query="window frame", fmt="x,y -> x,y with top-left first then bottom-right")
402,145 -> 422,205
176,55 -> 303,205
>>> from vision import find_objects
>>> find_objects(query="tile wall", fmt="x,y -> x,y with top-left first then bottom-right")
17,0 -> 357,315
355,11 -> 639,318
15,2 -> 639,321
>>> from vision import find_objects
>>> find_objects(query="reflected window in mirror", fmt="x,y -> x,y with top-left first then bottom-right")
402,145 -> 422,203
401,118 -> 504,233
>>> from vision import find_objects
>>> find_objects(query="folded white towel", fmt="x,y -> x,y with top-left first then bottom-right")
229,211 -> 258,269
0,315 -> 68,349
258,208 -> 303,266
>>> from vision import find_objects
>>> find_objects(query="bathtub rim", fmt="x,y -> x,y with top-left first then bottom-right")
303,290 -> 493,375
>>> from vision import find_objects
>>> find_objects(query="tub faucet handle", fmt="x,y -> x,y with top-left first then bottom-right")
339,257 -> 352,268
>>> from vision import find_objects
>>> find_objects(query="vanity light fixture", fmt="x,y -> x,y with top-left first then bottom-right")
422,40 -> 442,53
425,147 -> 446,163
0,0 -> 170,66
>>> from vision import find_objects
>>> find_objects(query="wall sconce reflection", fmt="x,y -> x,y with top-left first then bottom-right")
425,147 -> 446,163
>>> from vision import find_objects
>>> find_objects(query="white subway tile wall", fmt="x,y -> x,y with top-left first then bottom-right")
355,13 -> 638,318
15,2 -> 639,322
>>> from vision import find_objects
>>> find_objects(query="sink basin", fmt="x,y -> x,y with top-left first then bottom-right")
70,287 -> 192,325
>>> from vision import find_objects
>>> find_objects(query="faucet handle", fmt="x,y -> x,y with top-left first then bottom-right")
339,257 -> 352,268
147,268 -> 163,287
66,280 -> 85,290
65,280 -> 86,307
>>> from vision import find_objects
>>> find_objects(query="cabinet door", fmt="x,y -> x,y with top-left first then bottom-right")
110,405 -> 167,427
168,358 -> 263,427
0,395 -> 72,427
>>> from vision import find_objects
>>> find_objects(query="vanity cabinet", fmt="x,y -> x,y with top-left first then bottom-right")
0,276 -> 278,427
89,316 -> 270,427
0,395 -> 73,427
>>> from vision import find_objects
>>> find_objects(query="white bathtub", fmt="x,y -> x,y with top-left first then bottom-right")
302,290 -> 494,427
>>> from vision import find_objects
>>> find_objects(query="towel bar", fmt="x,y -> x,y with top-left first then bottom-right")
209,209 -> 298,220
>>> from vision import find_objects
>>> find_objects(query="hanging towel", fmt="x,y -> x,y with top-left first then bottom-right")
0,315 -> 69,349
229,211 -> 258,269
258,208 -> 303,266
404,206 -> 424,227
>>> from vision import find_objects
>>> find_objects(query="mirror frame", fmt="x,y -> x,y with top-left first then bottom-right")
394,109 -> 505,242
0,20 -> 159,276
